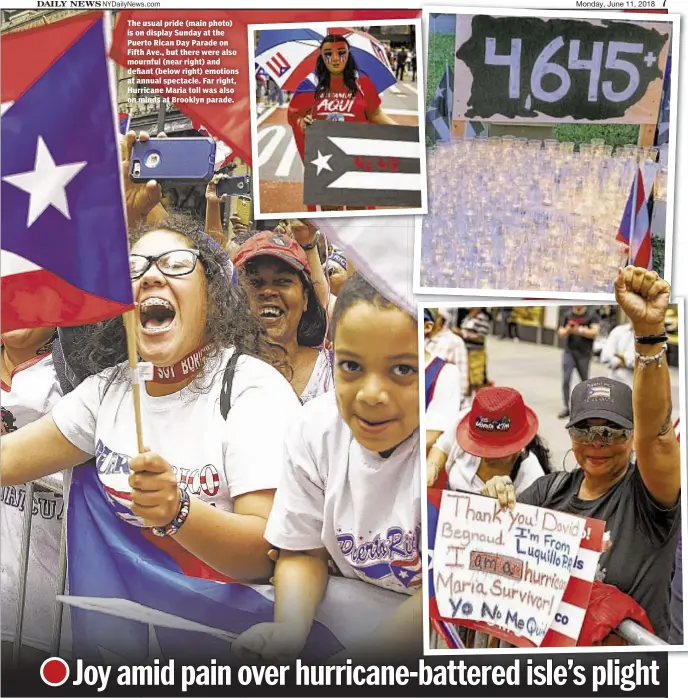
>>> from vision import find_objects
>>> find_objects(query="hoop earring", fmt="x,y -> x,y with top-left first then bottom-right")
562,449 -> 579,473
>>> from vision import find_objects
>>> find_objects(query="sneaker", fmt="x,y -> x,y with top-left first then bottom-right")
558,409 -> 570,419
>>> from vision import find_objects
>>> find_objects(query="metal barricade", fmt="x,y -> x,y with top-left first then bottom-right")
12,476 -> 68,664
445,620 -> 668,649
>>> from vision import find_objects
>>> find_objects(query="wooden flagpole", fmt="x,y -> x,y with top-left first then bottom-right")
123,308 -> 145,454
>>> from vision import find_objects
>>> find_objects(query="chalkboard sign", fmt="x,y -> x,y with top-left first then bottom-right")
453,15 -> 671,124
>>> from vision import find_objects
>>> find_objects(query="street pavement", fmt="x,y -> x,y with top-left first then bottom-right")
485,335 -> 681,472
255,78 -> 420,213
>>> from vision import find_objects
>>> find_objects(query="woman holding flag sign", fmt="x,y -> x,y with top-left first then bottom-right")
482,266 -> 681,641
288,33 -> 399,213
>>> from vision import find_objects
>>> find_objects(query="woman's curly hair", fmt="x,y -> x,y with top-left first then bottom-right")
68,212 -> 286,392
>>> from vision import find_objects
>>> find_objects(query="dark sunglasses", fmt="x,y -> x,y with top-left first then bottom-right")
129,249 -> 201,281
567,424 -> 631,445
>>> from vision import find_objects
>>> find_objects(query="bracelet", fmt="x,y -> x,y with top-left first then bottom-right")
635,334 -> 668,345
300,230 -> 320,251
636,343 -> 667,370
151,488 -> 191,537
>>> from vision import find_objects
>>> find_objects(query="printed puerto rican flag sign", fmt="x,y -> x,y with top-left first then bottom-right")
303,120 -> 422,208
427,489 -> 606,648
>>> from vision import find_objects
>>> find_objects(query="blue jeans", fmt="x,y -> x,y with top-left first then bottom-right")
562,351 -> 591,410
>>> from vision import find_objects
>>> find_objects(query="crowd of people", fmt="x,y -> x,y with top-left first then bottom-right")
425,282 -> 683,647
0,130 -> 422,667
0,134 -> 683,668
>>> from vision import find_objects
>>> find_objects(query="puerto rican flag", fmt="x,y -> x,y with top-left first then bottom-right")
118,112 -> 131,135
616,165 -> 659,270
67,464 -> 404,663
255,63 -> 270,83
194,123 -> 234,171
427,489 -> 606,648
1,13 -> 134,333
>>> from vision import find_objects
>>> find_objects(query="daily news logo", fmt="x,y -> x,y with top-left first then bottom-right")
36,2 -> 111,8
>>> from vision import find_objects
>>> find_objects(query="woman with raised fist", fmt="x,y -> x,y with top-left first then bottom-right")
481,267 -> 681,641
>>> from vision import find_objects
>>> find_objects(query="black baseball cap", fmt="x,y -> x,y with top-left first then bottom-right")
565,377 -> 634,429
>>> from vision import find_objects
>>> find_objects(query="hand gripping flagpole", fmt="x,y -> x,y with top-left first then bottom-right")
123,309 -> 145,454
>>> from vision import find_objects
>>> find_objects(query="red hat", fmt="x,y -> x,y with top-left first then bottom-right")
233,231 -> 312,277
456,387 -> 539,459
577,581 -> 654,646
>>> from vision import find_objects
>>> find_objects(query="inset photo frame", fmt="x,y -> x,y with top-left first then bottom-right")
248,18 -> 428,219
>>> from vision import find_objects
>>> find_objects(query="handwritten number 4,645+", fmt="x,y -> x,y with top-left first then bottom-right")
484,36 -> 658,104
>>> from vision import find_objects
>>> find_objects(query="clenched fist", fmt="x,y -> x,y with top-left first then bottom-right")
614,267 -> 670,336
128,449 -> 181,527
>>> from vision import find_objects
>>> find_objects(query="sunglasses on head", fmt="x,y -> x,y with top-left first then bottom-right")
129,249 -> 201,281
567,422 -> 631,445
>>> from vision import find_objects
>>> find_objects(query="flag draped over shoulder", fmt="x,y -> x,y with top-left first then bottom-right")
1,14 -> 134,333
67,464 -> 403,663
426,63 -> 453,145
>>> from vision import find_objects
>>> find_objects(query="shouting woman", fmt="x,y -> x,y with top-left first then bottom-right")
0,214 -> 302,656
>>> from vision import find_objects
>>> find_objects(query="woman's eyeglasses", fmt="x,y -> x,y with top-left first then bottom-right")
567,424 -> 631,445
129,249 -> 201,281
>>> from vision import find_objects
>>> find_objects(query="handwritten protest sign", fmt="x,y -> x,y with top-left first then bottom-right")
431,490 -> 605,647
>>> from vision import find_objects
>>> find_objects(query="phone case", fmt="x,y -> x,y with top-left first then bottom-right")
129,137 -> 216,184
216,175 -> 252,198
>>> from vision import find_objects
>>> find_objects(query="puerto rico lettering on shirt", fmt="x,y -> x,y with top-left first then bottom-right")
336,525 -> 422,592
1,486 -> 63,520
94,439 -> 221,498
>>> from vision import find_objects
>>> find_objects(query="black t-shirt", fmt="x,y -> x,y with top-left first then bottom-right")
560,309 -> 600,356
518,464 -> 680,640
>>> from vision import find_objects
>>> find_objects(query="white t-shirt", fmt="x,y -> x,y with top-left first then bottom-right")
1,351 -> 67,654
600,324 -> 635,388
435,411 -> 546,495
266,391 -> 421,595
51,349 -> 300,526
425,357 -> 462,433
300,348 -> 335,405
